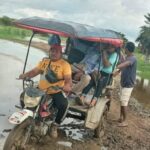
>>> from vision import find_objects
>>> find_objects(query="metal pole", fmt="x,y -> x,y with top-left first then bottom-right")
23,32 -> 35,89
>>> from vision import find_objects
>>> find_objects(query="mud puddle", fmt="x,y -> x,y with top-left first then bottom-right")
132,77 -> 150,110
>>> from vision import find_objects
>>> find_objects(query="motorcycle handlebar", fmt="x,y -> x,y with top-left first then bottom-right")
16,77 -> 34,86
16,78 -> 72,98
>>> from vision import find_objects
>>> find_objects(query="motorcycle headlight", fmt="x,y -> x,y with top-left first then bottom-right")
24,93 -> 41,108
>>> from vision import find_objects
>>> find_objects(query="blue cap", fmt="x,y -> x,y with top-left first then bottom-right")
48,34 -> 61,45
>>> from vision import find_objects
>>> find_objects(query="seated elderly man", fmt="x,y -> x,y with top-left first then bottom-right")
71,46 -> 101,95
77,43 -> 119,107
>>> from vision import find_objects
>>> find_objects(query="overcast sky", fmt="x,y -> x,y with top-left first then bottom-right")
0,0 -> 149,41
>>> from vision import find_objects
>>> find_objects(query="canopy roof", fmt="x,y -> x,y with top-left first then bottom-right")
14,17 -> 123,47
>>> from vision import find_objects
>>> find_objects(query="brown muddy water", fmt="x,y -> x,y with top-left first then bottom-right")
132,76 -> 150,110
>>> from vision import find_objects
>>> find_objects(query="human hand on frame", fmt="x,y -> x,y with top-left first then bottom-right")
63,84 -> 72,96
73,71 -> 84,81
113,69 -> 120,77
18,74 -> 27,80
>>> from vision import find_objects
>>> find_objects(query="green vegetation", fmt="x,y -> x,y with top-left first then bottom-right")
135,13 -> 150,79
0,16 -> 31,41
0,16 -> 14,26
0,16 -> 66,43
135,49 -> 150,79
136,13 -> 150,62
0,25 -> 31,41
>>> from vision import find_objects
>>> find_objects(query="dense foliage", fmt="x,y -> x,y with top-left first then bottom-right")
136,13 -> 150,56
0,16 -> 14,26
0,16 -> 31,40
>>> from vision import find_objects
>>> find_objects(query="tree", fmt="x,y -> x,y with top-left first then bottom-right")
0,16 -> 14,26
136,13 -> 150,63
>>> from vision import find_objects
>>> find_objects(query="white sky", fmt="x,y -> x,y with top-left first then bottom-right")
0,0 -> 149,42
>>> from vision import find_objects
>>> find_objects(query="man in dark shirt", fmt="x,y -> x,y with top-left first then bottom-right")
114,42 -> 137,127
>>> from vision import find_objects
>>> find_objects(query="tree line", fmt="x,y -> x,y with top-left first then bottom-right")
0,16 -> 15,26
136,13 -> 150,62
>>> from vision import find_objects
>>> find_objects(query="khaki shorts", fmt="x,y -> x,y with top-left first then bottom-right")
120,87 -> 133,106
71,63 -> 87,73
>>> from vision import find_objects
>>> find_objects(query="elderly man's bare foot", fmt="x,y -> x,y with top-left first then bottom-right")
88,99 -> 97,107
75,96 -> 85,105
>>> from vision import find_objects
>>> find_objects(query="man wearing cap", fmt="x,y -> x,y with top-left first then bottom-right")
19,44 -> 72,138
114,42 -> 137,127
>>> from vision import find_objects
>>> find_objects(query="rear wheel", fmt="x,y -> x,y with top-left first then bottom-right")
94,105 -> 108,138
3,118 -> 33,150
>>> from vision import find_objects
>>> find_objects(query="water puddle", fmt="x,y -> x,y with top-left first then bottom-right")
61,118 -> 85,141
132,77 -> 150,110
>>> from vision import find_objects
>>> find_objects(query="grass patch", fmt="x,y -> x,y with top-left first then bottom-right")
135,50 -> 150,79
0,25 -> 67,43
0,25 -> 31,40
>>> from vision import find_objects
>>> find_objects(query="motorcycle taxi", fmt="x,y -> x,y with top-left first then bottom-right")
3,17 -> 123,150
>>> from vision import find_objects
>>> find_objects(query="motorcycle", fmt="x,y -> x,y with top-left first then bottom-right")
3,78 -> 59,150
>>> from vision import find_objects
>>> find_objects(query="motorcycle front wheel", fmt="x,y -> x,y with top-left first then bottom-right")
3,117 -> 33,150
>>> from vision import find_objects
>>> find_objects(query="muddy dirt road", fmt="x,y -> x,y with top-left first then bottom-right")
18,79 -> 150,150
1,40 -> 150,150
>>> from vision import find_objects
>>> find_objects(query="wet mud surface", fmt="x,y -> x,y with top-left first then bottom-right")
2,80 -> 149,150
13,97 -> 150,150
